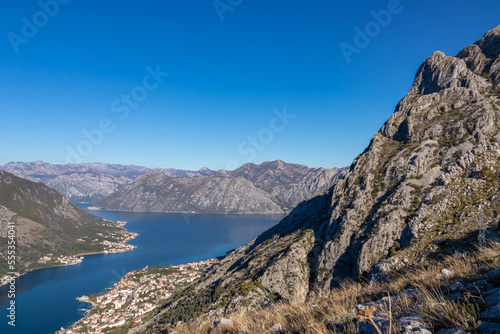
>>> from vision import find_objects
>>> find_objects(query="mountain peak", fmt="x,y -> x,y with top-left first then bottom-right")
409,25 -> 500,96
269,159 -> 286,168
163,25 -> 500,312
475,24 -> 500,59
409,50 -> 481,95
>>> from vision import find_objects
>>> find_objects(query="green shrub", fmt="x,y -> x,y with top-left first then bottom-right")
390,241 -> 401,255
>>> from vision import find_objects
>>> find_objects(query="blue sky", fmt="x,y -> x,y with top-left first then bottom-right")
0,0 -> 499,170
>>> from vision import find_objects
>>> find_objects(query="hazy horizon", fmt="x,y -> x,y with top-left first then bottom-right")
0,158 -> 341,172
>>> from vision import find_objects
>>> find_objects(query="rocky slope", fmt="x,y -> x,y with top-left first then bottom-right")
96,171 -> 284,214
0,161 -> 213,203
173,245 -> 500,334
230,160 -> 346,211
0,170 -> 134,277
96,161 -> 347,214
137,25 -> 500,331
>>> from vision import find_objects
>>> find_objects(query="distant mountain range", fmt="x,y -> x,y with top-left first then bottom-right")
0,161 -> 213,203
0,160 -> 346,215
96,161 -> 347,214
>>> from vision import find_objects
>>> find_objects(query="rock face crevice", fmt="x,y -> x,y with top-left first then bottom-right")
169,26 -> 500,308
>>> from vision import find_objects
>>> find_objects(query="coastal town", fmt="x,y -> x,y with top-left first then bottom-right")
60,259 -> 218,334
37,254 -> 85,266
0,221 -> 137,287
75,220 -> 139,255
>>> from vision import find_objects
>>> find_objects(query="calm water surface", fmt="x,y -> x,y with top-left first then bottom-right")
0,207 -> 281,334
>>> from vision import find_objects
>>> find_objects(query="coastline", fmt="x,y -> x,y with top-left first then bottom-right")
88,206 -> 287,216
59,259 -> 218,334
0,222 -> 138,288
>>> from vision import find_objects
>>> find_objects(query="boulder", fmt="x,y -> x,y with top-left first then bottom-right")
483,288 -> 500,306
435,329 -> 468,334
399,316 -> 432,334
213,317 -> 233,330
270,323 -> 283,332
478,321 -> 500,334
481,304 -> 500,321
466,280 -> 492,291
487,266 -> 500,281
358,317 -> 391,334
436,269 -> 454,281
449,281 -> 464,292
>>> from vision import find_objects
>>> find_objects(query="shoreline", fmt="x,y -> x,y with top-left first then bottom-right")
0,223 -> 138,288
60,259 -> 219,334
0,247 -> 137,289
88,206 -> 287,216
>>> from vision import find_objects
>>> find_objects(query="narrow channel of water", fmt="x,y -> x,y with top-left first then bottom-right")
0,208 -> 282,334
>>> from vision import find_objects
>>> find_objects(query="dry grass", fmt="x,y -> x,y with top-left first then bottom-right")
173,243 -> 500,334
416,286 -> 482,332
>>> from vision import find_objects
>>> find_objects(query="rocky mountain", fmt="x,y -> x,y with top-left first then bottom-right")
137,25 -> 500,331
229,160 -> 346,211
96,161 -> 347,214
0,161 -> 213,203
0,170 -> 134,277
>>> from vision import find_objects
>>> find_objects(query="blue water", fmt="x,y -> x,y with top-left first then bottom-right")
0,208 -> 282,334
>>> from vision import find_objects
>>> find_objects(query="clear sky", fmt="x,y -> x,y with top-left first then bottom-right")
0,0 -> 499,171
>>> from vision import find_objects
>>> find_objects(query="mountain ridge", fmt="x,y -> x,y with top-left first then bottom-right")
135,25 -> 500,332
96,160 -> 347,214
0,161 -> 214,203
